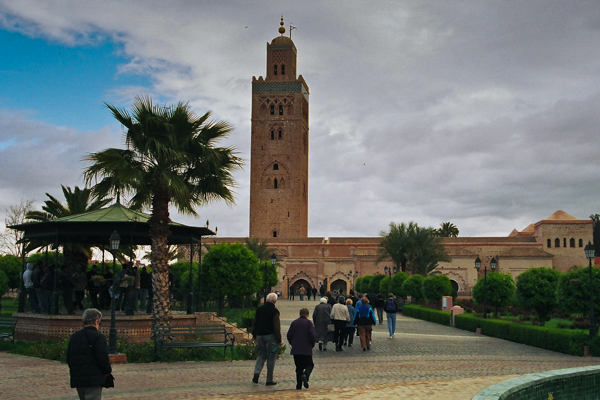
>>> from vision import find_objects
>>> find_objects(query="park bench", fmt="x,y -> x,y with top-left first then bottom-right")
0,318 -> 17,347
154,324 -> 235,362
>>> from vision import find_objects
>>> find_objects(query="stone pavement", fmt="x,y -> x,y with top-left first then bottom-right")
3,299 -> 600,399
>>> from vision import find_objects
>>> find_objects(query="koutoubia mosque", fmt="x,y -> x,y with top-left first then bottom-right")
209,19 -> 593,298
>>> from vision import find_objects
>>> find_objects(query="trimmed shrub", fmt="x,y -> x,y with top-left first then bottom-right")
546,329 -> 587,356
479,318 -> 512,341
402,305 -> 450,326
454,314 -> 480,332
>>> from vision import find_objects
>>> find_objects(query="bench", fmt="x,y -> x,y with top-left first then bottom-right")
154,324 -> 235,362
0,318 -> 17,347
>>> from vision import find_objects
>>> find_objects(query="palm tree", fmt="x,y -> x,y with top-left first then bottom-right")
83,95 -> 242,328
377,222 -> 415,273
25,185 -> 112,268
437,222 -> 459,237
245,237 -> 274,261
409,225 -> 451,276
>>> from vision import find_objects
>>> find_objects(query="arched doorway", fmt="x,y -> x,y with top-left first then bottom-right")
450,279 -> 460,293
329,279 -> 347,296
291,279 -> 313,300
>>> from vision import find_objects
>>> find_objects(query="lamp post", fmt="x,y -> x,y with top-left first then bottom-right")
475,256 -> 496,319
108,230 -> 120,354
384,265 -> 397,278
585,241 -> 597,339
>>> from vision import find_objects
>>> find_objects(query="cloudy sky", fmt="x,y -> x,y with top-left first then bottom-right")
1,0 -> 599,241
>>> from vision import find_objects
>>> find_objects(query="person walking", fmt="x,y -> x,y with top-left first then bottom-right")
344,298 -> 356,347
376,292 -> 385,324
311,287 -> 317,301
23,262 -> 38,312
287,307 -> 316,390
313,297 -> 332,351
298,285 -> 306,301
384,293 -> 398,338
72,265 -> 87,311
330,296 -> 350,351
67,308 -> 112,400
252,292 -> 283,386
354,296 -> 377,351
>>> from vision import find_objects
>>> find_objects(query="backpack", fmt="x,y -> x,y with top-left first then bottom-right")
386,299 -> 397,313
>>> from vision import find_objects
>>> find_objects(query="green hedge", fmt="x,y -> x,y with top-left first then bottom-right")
453,314 -> 590,356
403,305 -> 451,326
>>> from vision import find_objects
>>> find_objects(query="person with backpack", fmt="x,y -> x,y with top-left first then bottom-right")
383,293 -> 398,339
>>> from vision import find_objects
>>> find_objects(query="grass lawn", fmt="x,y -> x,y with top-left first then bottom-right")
1,296 -> 18,318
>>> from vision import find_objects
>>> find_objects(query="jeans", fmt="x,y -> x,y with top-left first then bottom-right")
254,334 -> 278,382
387,312 -> 397,336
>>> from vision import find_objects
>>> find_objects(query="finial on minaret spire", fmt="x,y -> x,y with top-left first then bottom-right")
279,15 -> 285,36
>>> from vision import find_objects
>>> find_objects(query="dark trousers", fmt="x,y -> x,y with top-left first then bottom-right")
63,288 -> 74,314
293,354 -> 314,385
345,326 -> 356,345
74,290 -> 85,310
333,320 -> 346,349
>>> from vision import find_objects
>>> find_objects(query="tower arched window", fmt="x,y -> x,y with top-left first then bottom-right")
273,231 -> 277,238
570,238 -> 575,248
279,105 -> 283,115
547,239 -> 551,248
273,64 -> 277,75
270,130 -> 274,140
579,239 -> 584,247
563,238 -> 567,248
278,129 -> 282,139
274,178 -> 278,189
555,238 -> 560,248
270,105 -> 274,115
273,164 -> 278,170
281,64 -> 285,75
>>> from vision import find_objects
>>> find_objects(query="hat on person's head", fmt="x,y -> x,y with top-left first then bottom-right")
388,293 -> 394,298
320,297 -> 327,304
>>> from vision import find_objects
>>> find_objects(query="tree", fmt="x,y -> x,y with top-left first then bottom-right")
436,222 -> 459,237
389,272 -> 409,298
423,274 -> 452,305
378,221 -> 450,276
201,243 -> 260,315
402,274 -> 425,304
558,266 -> 600,315
409,225 -> 451,276
355,275 -> 372,294
0,254 -> 22,290
245,238 -> 274,261
472,272 -> 515,317
369,274 -> 385,293
377,222 -> 414,272
25,185 -> 111,268
516,267 -> 561,326
83,96 -> 242,328
0,199 -> 34,257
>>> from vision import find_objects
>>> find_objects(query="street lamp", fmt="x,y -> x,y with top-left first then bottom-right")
585,241 -> 597,339
384,265 -> 397,278
474,256 -> 496,319
108,230 -> 120,354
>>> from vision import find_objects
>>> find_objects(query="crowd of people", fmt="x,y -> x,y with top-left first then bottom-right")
252,288 -> 400,390
21,261 -> 157,315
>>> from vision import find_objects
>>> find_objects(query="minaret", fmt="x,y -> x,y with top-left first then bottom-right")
249,17 -> 309,239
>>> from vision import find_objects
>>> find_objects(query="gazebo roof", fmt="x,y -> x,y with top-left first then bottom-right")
10,203 -> 215,246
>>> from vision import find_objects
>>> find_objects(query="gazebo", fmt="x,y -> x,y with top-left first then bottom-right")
9,203 -> 216,343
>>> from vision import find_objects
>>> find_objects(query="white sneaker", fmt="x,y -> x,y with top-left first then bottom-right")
389,336 -> 392,339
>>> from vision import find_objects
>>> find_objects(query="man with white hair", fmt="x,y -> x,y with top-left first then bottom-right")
67,308 -> 112,399
251,292 -> 283,386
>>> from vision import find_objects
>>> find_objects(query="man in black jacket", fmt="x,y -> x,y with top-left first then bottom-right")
67,308 -> 112,400
251,292 -> 283,386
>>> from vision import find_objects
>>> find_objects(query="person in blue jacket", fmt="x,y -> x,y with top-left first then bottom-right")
353,296 -> 377,351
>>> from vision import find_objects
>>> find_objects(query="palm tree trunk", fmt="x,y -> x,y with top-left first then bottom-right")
150,185 -> 172,330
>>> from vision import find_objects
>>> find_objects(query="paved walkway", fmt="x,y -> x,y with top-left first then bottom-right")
3,299 -> 600,399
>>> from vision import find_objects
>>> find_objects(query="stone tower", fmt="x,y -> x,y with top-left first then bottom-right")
249,17 -> 309,239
